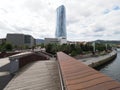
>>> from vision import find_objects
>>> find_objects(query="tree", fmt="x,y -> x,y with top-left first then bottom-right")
45,44 -> 53,54
71,50 -> 77,56
4,43 -> 13,51
59,44 -> 70,54
0,43 -> 13,52
75,44 -> 82,54
40,43 -> 45,48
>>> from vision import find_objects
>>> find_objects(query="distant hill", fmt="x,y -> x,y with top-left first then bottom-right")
94,40 -> 120,45
36,39 -> 44,45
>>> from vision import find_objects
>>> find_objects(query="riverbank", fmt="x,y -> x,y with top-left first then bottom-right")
98,50 -> 120,82
78,50 -> 117,68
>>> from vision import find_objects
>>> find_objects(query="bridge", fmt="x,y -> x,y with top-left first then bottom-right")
57,52 -> 120,90
3,51 -> 120,90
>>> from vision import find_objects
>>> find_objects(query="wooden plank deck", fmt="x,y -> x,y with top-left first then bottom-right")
57,52 -> 120,90
4,60 -> 60,90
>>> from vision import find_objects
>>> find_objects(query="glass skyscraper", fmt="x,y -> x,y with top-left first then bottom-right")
55,5 -> 66,39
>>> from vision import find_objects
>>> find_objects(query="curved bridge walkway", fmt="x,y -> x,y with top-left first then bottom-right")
3,51 -> 120,90
57,52 -> 120,90
4,59 -> 61,90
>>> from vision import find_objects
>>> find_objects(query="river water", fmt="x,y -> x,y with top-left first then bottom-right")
97,50 -> 120,82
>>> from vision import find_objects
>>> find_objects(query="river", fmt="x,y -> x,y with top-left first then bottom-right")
97,50 -> 120,82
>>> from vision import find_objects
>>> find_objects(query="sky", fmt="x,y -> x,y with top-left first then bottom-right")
0,0 -> 120,41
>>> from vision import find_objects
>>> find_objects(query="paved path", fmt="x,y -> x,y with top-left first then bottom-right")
0,57 -> 10,76
4,60 -> 61,90
0,57 -> 12,90
79,50 -> 116,65
0,52 -> 32,76
0,58 -> 9,68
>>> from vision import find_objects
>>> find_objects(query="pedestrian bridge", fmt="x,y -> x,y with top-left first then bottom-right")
57,52 -> 120,90
4,51 -> 120,90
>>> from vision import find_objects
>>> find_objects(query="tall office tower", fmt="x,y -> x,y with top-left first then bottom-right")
55,5 -> 66,39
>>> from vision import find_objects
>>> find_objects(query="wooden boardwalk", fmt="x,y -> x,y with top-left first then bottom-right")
4,60 -> 60,90
57,52 -> 120,90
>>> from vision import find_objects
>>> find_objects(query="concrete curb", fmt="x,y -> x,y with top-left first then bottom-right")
88,51 -> 117,68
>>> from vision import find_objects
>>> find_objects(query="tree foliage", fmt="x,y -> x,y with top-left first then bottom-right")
0,42 -> 13,52
45,43 -> 112,56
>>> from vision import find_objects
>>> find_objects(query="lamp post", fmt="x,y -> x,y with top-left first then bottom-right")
106,43 -> 107,50
92,42 -> 95,55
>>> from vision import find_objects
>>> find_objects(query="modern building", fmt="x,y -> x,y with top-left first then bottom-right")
44,38 -> 59,44
0,38 -> 6,44
55,5 -> 67,39
44,37 -> 68,45
58,37 -> 67,45
6,33 -> 36,48
44,5 -> 67,45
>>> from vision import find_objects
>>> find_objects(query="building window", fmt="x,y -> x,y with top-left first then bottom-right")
24,35 -> 31,43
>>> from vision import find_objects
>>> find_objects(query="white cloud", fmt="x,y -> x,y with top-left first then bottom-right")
0,0 -> 120,41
